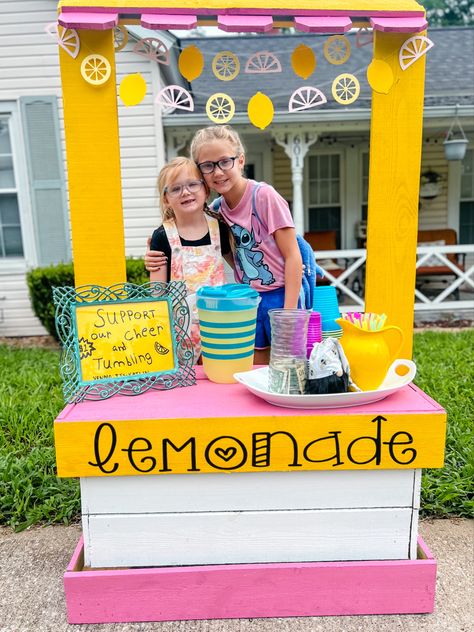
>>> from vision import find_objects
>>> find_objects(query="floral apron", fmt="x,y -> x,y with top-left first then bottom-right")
163,216 -> 226,363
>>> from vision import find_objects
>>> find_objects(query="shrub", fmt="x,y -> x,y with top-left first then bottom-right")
26,258 -> 148,340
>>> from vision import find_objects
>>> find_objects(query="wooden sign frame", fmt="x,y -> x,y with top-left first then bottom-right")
53,281 -> 195,402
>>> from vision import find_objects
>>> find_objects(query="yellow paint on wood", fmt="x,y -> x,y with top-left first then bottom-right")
59,29 -> 126,287
365,31 -> 426,359
58,0 -> 425,14
54,410 -> 446,477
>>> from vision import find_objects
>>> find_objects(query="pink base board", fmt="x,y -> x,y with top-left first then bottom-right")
64,537 -> 436,624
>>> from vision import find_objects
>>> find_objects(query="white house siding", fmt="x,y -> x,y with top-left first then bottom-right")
419,139 -> 449,230
0,1 -> 163,336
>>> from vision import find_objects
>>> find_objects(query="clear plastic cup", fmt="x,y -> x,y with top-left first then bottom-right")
268,309 -> 311,394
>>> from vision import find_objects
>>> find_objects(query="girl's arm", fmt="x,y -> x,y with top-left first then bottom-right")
150,262 -> 168,283
273,227 -> 303,309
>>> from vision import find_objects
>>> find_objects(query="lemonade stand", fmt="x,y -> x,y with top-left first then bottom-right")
51,0 -> 447,623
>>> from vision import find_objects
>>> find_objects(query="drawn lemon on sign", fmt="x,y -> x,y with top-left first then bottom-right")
291,44 -> 316,79
119,73 -> 147,106
212,51 -> 240,81
178,45 -> 204,81
206,93 -> 235,124
81,54 -> 111,86
248,92 -> 274,130
332,73 -> 360,105
367,59 -> 394,94
324,35 -> 351,65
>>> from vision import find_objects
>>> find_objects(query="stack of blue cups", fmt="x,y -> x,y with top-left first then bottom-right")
312,286 -> 342,339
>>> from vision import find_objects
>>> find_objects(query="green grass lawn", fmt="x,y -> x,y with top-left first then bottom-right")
0,330 -> 473,531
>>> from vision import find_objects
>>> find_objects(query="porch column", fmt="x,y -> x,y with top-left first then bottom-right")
273,131 -> 317,234
59,29 -> 125,287
365,31 -> 426,359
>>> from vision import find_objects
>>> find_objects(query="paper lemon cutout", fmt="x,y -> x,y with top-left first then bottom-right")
45,23 -> 80,59
399,36 -> 434,70
332,73 -> 360,105
119,73 -> 147,106
212,51 -> 240,81
245,51 -> 282,74
156,85 -> 194,113
206,93 -> 235,124
324,35 -> 351,65
81,54 -> 111,86
367,59 -> 394,94
248,92 -> 274,130
291,44 -> 316,79
289,87 -> 327,113
133,37 -> 170,65
178,45 -> 204,82
114,25 -> 128,52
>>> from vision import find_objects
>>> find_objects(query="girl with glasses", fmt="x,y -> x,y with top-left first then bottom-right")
149,157 -> 232,363
146,126 -> 303,365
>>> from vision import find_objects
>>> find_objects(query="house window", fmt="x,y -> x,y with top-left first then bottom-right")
361,151 -> 369,221
0,117 -> 23,257
307,154 -> 341,247
460,148 -> 474,244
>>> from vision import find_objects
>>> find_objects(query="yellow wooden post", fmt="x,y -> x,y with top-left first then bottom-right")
59,29 -> 126,287
365,31 -> 426,359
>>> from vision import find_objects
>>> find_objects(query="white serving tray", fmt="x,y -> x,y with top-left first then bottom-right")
234,359 -> 417,409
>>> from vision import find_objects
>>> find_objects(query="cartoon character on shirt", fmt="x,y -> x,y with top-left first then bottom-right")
230,223 -> 275,286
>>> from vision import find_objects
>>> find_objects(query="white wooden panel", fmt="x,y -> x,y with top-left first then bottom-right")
409,469 -> 422,559
84,508 -> 413,567
80,470 -> 417,515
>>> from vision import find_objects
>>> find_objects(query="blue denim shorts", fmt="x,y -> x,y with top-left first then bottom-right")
255,287 -> 286,349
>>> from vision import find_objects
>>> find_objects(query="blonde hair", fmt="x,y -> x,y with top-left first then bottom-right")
157,157 -> 210,222
190,125 -> 245,163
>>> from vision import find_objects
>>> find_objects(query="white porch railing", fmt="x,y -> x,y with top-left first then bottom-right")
317,244 -> 474,313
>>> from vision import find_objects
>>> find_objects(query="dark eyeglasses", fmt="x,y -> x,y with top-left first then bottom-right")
197,156 -> 238,174
164,179 -> 204,198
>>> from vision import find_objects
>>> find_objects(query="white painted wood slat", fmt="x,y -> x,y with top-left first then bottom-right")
84,507 -> 414,567
80,470 -> 417,515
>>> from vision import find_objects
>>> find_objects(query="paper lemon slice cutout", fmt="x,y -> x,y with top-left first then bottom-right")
332,73 -> 360,105
291,44 -> 316,80
289,87 -> 327,113
356,27 -> 373,49
248,92 -> 274,129
119,73 -> 147,106
114,25 -> 128,52
367,59 -> 394,94
324,35 -> 351,65
206,93 -> 235,124
45,23 -> 80,59
399,35 -> 434,70
245,51 -> 282,74
81,54 -> 111,86
212,51 -> 240,81
155,85 -> 194,114
133,37 -> 170,65
178,45 -> 204,81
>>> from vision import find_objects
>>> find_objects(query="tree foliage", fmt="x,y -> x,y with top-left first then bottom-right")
420,0 -> 474,26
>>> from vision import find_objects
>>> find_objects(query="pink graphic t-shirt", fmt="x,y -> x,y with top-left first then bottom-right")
218,180 -> 294,292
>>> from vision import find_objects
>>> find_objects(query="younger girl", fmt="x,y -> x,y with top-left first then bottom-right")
150,156 -> 232,362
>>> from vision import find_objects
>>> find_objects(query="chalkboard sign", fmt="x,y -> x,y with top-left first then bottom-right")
53,282 -> 195,402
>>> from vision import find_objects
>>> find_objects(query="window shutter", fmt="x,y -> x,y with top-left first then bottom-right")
19,96 -> 70,265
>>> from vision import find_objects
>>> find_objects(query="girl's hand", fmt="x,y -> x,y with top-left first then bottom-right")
145,237 -> 167,272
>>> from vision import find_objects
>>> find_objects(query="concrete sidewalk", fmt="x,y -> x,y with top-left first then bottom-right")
0,519 -> 472,632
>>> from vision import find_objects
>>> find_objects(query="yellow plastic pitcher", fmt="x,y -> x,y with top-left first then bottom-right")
336,319 -> 404,391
